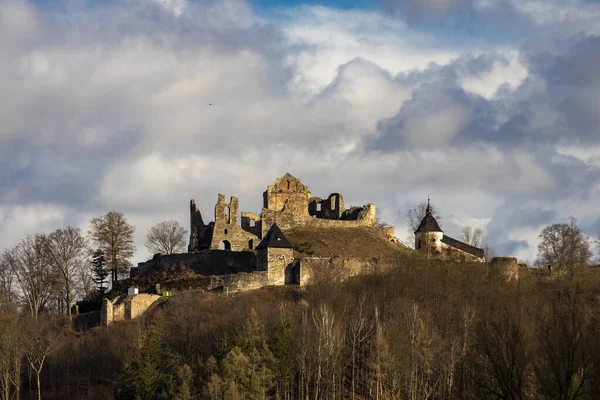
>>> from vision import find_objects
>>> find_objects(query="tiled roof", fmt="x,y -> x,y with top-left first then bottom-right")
441,235 -> 485,258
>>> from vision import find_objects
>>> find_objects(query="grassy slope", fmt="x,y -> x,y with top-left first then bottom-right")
285,226 -> 413,260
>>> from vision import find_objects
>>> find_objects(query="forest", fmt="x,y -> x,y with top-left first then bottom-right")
2,254 -> 600,400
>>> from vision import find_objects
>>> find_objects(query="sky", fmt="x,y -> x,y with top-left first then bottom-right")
1,0 -> 600,264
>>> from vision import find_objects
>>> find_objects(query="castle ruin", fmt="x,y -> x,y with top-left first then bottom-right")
188,173 -> 378,253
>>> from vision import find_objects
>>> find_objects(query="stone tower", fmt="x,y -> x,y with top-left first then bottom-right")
256,224 -> 295,285
414,199 -> 443,258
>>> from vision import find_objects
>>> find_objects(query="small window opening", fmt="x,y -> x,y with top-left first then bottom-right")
287,181 -> 291,190
249,220 -> 256,228
224,206 -> 230,223
277,236 -> 282,241
316,203 -> 322,212
224,229 -> 228,234
248,239 -> 253,249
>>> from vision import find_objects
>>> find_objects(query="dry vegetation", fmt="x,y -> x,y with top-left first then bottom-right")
4,256 -> 598,400
287,226 -> 408,259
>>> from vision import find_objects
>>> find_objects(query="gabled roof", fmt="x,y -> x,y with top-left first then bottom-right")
256,224 -> 294,249
441,235 -> 485,258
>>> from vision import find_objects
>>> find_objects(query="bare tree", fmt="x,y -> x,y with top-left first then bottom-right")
0,257 -> 15,307
24,317 -> 61,400
406,202 -> 442,246
145,220 -> 187,255
0,306 -> 21,400
42,227 -> 88,321
3,234 -> 55,319
537,217 -> 590,270
460,227 -> 484,248
89,212 -> 136,282
461,226 -> 496,261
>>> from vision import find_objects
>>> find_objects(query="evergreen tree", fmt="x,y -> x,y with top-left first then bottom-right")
116,333 -> 183,400
91,249 -> 109,296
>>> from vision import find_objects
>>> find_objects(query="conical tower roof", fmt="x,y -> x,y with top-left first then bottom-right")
414,199 -> 443,233
256,223 -> 294,249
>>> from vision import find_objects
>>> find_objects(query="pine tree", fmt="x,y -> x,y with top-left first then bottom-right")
116,333 -> 182,400
91,249 -> 109,296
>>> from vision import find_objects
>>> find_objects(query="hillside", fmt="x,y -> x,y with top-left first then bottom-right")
285,226 -> 412,260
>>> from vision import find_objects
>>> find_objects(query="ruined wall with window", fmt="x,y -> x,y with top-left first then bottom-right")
210,194 -> 260,251
189,173 -> 384,252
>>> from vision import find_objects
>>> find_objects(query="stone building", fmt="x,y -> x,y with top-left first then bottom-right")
256,224 -> 295,285
414,200 -> 485,262
188,173 -> 384,253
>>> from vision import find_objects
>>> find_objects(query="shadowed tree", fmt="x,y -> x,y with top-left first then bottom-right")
91,249 -> 109,296
145,220 -> 187,255
42,227 -> 88,321
24,317 -> 61,400
89,212 -> 135,282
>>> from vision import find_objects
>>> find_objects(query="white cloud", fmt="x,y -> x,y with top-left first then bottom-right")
0,0 -> 599,268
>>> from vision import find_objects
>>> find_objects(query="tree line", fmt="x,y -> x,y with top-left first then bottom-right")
1,205 -> 600,399
0,212 -> 188,400
13,252 -> 600,399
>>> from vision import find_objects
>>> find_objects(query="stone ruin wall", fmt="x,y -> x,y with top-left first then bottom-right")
260,195 -> 376,238
101,294 -> 161,326
489,257 -> 519,281
211,194 -> 260,251
297,257 -> 385,286
132,251 -> 258,280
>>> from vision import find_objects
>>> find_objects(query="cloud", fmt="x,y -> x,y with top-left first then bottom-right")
0,0 -> 599,266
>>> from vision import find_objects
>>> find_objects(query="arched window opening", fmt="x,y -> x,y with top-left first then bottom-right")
249,220 -> 255,228
287,180 -> 291,190
224,229 -> 228,235
224,206 -> 230,223
219,241 -> 231,250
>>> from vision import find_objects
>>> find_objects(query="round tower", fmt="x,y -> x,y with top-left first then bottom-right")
414,199 -> 443,257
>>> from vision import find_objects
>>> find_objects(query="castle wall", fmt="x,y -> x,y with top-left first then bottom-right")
211,194 -> 260,251
133,251 -> 258,280
258,247 -> 295,286
297,257 -> 381,286
261,201 -> 376,237
188,200 -> 214,252
241,212 -> 262,237
308,193 -> 345,220
489,257 -> 519,281
209,271 -> 269,293
264,173 -> 311,211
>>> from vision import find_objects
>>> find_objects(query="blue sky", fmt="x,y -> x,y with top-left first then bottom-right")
1,0 -> 600,264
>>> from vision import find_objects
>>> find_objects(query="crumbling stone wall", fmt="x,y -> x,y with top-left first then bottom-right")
210,194 -> 260,251
257,247 -> 295,285
297,257 -> 381,286
188,200 -> 214,252
132,251 -> 258,279
261,199 -> 376,238
308,193 -> 345,219
101,293 -> 161,326
209,271 -> 269,293
264,173 -> 311,211
241,212 -> 262,237
489,257 -> 519,281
